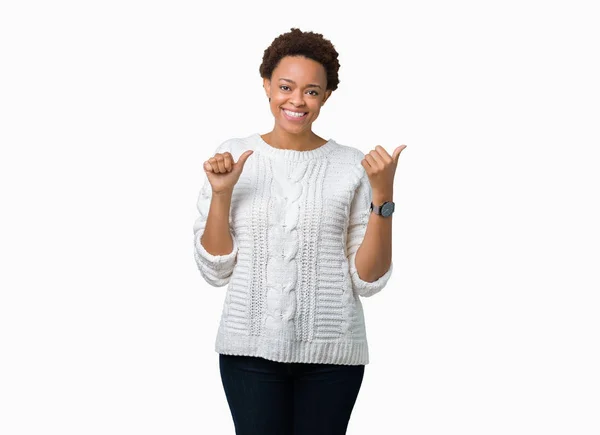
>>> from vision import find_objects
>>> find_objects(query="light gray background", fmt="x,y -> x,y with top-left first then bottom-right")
1,0 -> 598,434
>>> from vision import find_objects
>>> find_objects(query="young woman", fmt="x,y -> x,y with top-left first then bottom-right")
193,27 -> 406,434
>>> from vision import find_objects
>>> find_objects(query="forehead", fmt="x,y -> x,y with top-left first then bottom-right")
273,56 -> 326,83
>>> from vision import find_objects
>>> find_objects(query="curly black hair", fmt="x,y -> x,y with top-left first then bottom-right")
259,28 -> 341,92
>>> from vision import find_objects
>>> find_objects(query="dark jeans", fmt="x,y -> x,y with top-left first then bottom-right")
219,353 -> 365,435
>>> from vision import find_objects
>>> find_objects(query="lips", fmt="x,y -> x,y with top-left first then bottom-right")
282,108 -> 306,113
282,108 -> 308,121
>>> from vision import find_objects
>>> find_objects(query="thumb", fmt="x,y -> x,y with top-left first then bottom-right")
234,149 -> 254,170
393,145 -> 407,164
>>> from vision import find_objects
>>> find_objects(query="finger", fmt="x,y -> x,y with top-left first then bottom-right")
374,145 -> 392,163
369,151 -> 385,169
215,154 -> 227,173
208,157 -> 220,173
365,154 -> 379,171
222,152 -> 233,172
236,150 -> 254,168
360,159 -> 372,174
392,145 -> 407,164
203,160 -> 214,173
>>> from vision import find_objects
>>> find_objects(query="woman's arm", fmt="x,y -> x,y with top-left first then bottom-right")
193,140 -> 240,288
354,189 -> 393,283
201,190 -> 235,256
193,183 -> 238,287
346,172 -> 394,298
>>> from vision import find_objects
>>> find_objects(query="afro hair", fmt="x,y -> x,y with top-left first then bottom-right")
259,27 -> 341,92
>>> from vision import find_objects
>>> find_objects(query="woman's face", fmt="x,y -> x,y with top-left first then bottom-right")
263,55 -> 332,134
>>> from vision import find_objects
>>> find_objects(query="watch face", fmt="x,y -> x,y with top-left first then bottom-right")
381,202 -> 395,217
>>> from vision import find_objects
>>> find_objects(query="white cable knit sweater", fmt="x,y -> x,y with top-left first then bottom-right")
193,133 -> 393,365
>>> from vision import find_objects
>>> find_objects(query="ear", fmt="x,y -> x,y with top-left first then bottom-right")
322,89 -> 332,105
263,78 -> 271,97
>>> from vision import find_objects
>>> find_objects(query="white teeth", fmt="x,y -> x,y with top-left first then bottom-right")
283,109 -> 306,117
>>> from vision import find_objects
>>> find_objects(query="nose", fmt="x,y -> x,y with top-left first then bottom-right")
289,90 -> 306,107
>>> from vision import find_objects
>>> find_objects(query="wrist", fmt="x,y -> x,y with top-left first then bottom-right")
212,189 -> 233,198
372,190 -> 393,204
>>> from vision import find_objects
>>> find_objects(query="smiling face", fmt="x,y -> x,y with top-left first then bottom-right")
263,55 -> 332,135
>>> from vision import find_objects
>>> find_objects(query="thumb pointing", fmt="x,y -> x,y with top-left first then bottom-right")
393,145 -> 406,164
235,150 -> 254,171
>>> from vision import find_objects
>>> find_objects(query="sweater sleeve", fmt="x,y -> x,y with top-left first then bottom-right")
346,169 -> 394,297
192,140 -> 238,287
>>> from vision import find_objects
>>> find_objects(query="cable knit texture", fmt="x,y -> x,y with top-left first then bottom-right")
193,133 -> 393,365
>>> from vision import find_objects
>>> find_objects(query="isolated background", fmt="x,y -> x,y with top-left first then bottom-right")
1,0 -> 599,434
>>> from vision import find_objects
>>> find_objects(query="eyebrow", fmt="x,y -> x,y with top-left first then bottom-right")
278,78 -> 322,89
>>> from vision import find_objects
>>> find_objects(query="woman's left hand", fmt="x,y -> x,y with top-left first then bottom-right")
361,144 -> 408,197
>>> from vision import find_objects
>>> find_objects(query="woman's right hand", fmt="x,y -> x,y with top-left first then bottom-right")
203,149 -> 254,195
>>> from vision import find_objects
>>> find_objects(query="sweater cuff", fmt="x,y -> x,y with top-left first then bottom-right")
194,228 -> 238,278
350,258 -> 393,298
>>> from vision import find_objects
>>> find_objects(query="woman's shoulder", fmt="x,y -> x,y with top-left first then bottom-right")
212,134 -> 259,159
327,139 -> 367,169
321,140 -> 367,190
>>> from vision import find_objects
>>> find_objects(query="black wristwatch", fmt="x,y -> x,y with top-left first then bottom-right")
370,201 -> 395,217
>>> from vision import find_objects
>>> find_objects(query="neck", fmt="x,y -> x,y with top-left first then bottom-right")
264,127 -> 324,151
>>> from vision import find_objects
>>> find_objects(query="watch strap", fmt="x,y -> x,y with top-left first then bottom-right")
370,201 -> 395,217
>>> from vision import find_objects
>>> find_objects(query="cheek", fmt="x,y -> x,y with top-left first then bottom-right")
271,96 -> 285,107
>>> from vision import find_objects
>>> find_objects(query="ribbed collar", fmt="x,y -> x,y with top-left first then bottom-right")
252,133 -> 337,161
